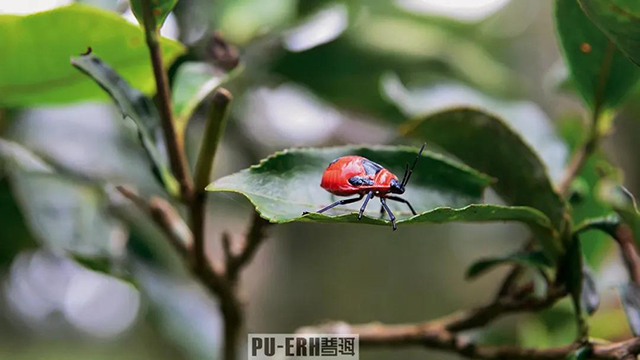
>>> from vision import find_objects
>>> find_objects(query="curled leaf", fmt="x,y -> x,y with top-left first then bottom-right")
466,251 -> 552,280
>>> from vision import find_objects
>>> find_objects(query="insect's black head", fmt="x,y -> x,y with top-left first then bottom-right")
389,178 -> 405,194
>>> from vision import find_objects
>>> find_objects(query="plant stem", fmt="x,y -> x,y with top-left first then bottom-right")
139,0 -> 193,201
193,89 -> 232,198
191,88 -> 232,272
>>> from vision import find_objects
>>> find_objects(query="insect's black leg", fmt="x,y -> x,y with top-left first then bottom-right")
385,195 -> 418,216
358,191 -> 374,220
379,204 -> 385,219
380,198 -> 397,231
302,194 -> 364,215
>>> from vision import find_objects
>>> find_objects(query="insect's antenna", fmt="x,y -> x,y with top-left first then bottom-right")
402,143 -> 426,187
401,162 -> 410,186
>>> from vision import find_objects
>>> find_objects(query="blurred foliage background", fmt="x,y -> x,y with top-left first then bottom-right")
1,0 -> 640,359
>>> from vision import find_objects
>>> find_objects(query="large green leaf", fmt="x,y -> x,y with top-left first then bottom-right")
130,0 -> 178,29
71,54 -> 179,197
579,0 -> 640,67
206,146 -> 554,234
556,0 -> 640,110
400,108 -> 567,257
0,4 -> 183,107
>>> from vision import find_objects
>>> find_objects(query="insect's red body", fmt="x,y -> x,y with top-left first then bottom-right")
304,144 -> 426,231
320,156 -> 398,196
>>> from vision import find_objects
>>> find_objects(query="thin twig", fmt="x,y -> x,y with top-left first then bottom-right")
191,88 -> 232,273
139,0 -> 193,201
226,212 -> 271,282
115,185 -> 192,256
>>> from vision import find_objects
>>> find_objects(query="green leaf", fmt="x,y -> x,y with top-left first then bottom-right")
578,0 -> 640,67
382,74 -> 569,181
555,0 -> 640,110
465,251 -> 552,280
130,0 -> 178,29
400,108 -> 567,258
0,138 -> 52,173
559,117 -> 620,267
620,282 -> 640,336
0,179 -> 37,267
273,13 -> 519,123
566,346 -> 590,360
581,264 -> 600,315
559,236 -> 586,331
171,61 -> 242,137
207,146 -> 555,234
598,182 -> 640,246
71,54 -> 179,197
1,139 -> 122,268
10,171 -> 117,258
0,4 -> 183,107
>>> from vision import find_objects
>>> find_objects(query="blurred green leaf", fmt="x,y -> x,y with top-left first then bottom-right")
171,61 -> 242,137
0,138 -> 52,173
559,117 -> 619,267
598,182 -> 640,246
581,264 -> 600,315
556,0 -> 640,110
0,139 -> 46,266
579,0 -> 640,67
0,179 -> 37,267
382,74 -> 569,181
559,236 -> 585,323
214,0 -> 296,44
273,14 -> 518,122
401,108 -> 567,259
10,172 -> 117,258
72,54 -> 179,197
566,346 -> 590,360
465,251 -> 551,280
0,4 -> 183,107
132,260 -> 220,359
620,282 -> 640,336
207,145 -> 554,233
1,139 -> 121,268
130,0 -> 177,29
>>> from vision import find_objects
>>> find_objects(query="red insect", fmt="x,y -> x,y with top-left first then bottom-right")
303,144 -> 426,231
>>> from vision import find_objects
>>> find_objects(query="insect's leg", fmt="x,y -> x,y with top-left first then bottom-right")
385,195 -> 417,216
302,194 -> 364,215
379,204 -> 385,219
380,198 -> 397,231
358,191 -> 374,220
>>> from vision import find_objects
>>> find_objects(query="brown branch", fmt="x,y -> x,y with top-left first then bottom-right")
226,212 -> 271,282
615,224 -> 640,285
301,321 -> 640,360
191,89 -> 232,273
115,185 -> 192,256
139,0 -> 193,201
